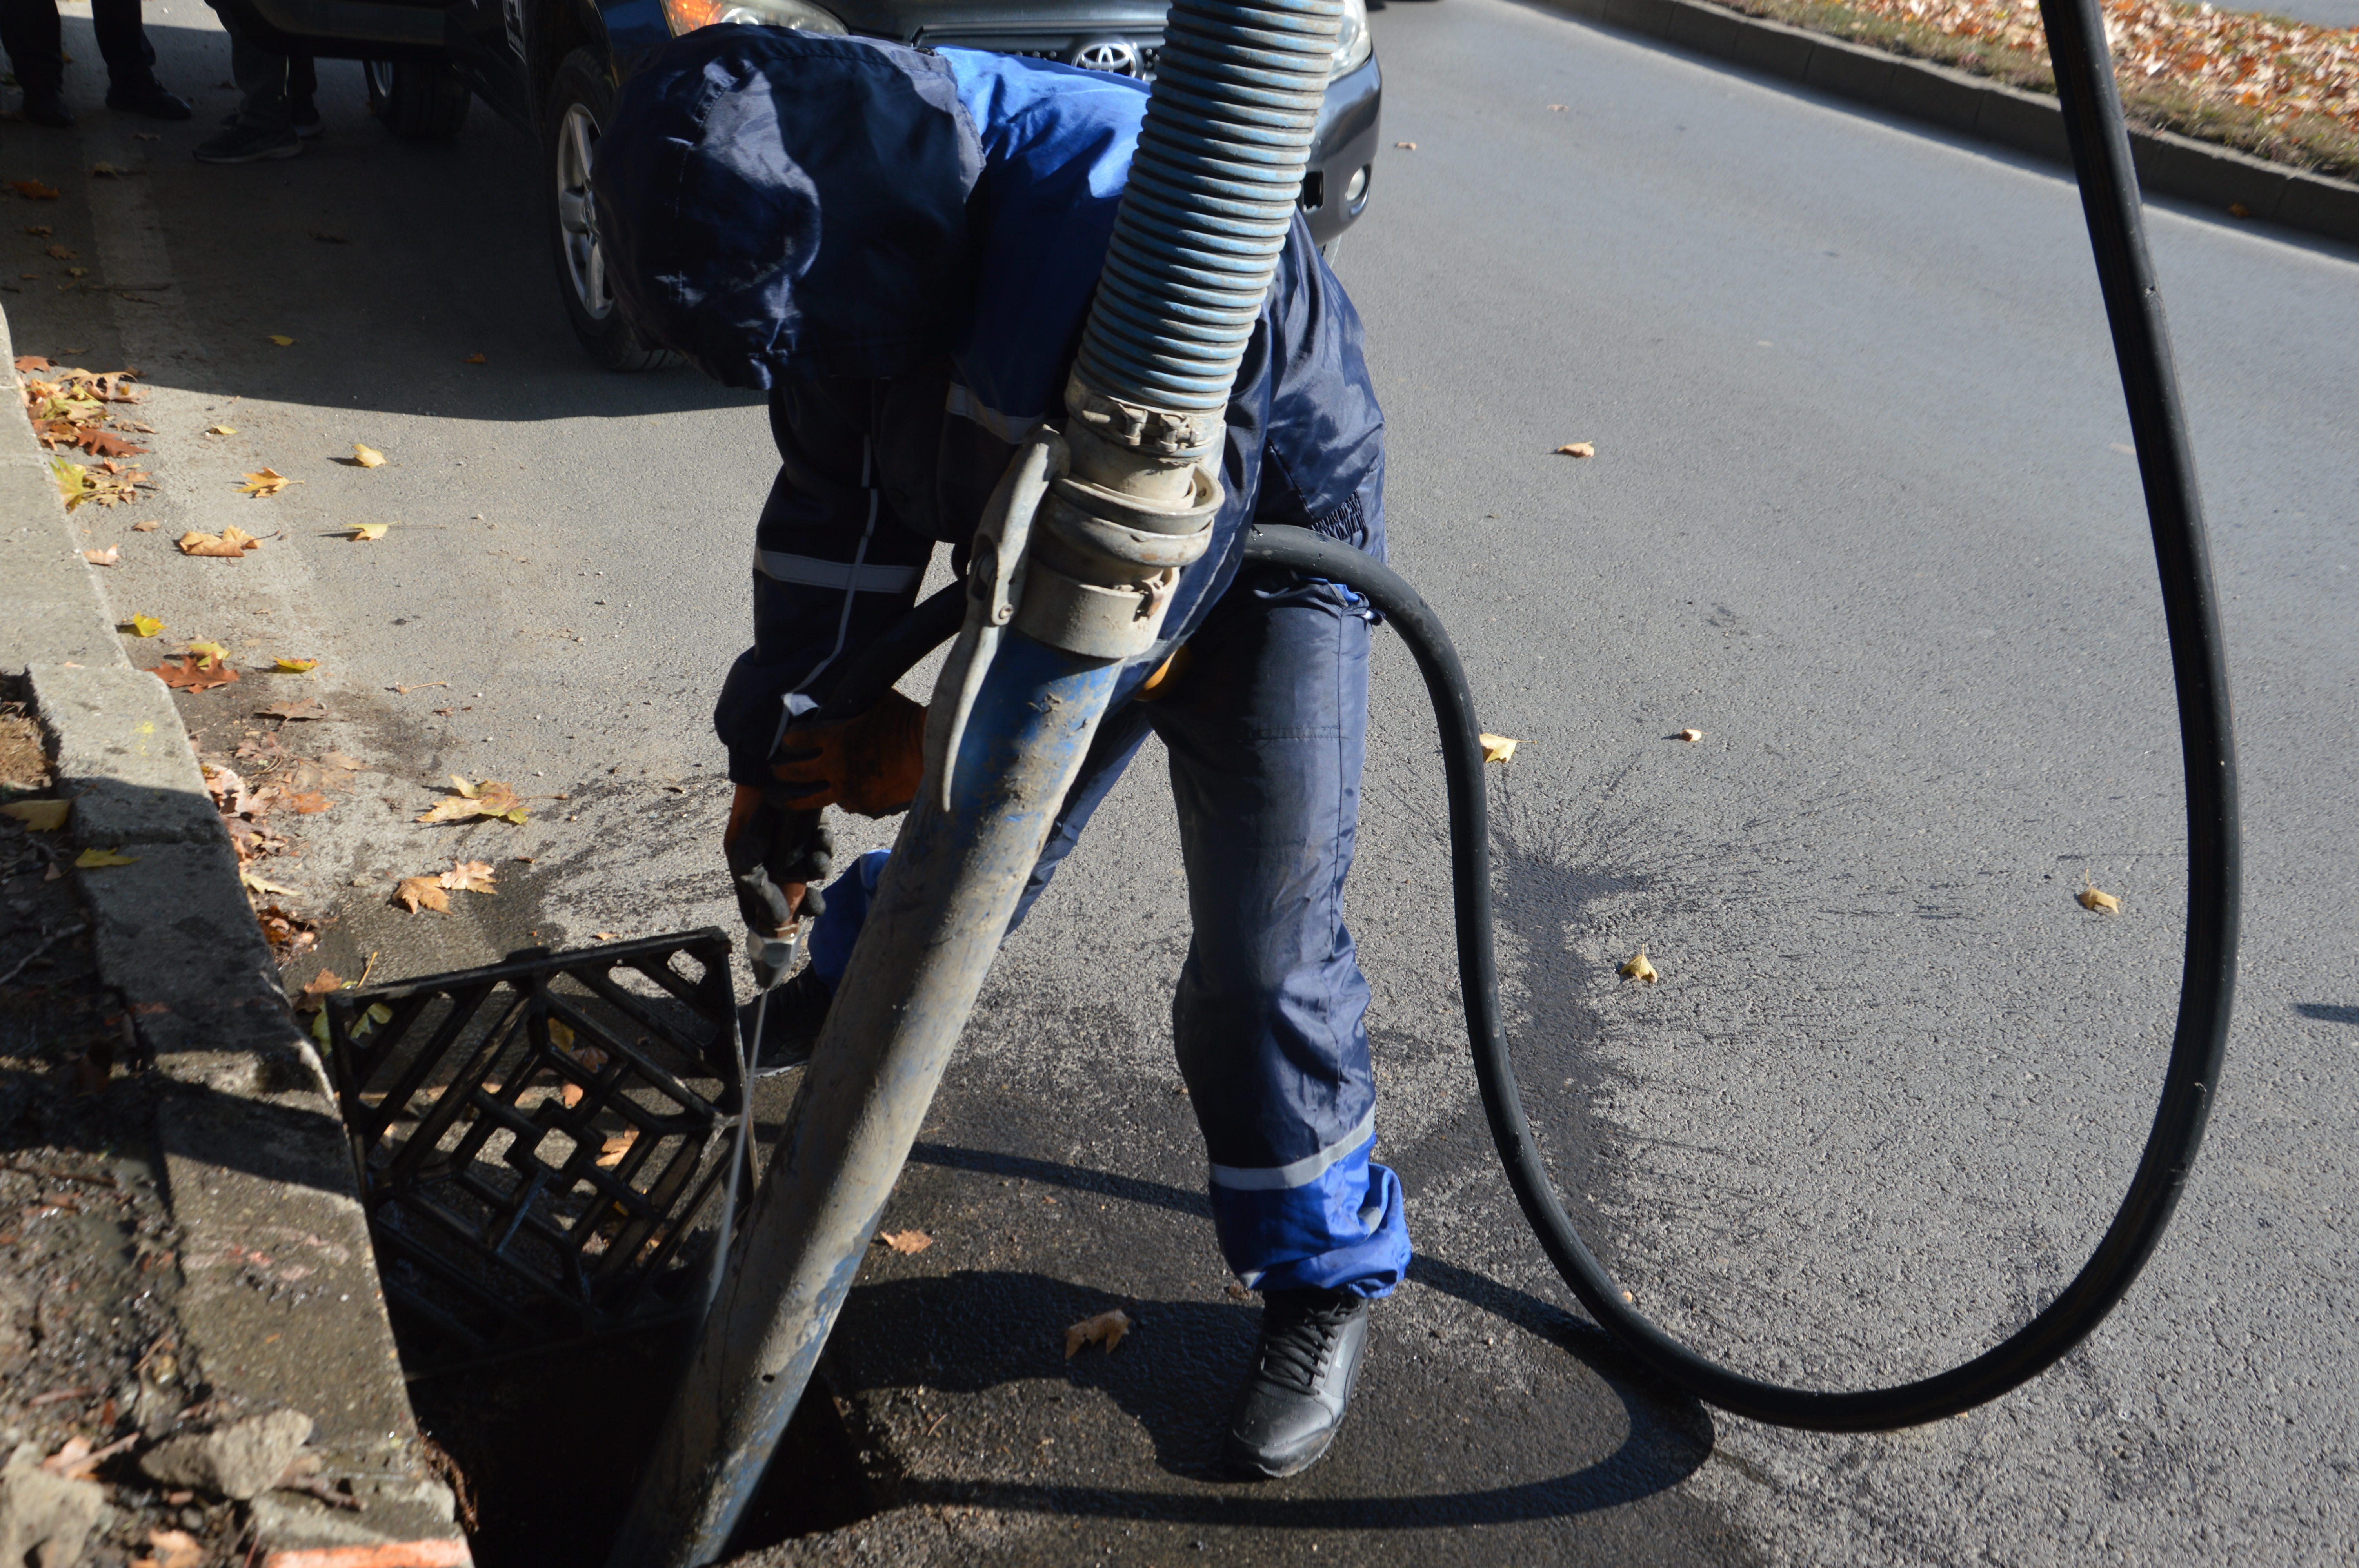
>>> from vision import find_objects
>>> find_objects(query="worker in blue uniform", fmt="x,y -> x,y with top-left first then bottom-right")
596,28 -> 1404,1479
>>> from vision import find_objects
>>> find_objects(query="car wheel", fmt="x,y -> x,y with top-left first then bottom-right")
544,49 -> 673,373
364,58 -> 471,140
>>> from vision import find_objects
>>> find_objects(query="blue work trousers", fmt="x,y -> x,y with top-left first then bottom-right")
808,566 -> 1411,1298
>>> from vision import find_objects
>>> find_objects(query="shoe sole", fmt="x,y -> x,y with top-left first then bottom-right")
1224,1426 -> 1339,1480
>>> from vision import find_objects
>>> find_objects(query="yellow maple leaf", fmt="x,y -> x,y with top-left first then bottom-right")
1554,441 -> 1596,458
273,657 -> 318,674
178,527 -> 260,558
1618,949 -> 1658,984
352,443 -> 386,468
1479,733 -> 1518,763
75,847 -> 138,868
351,523 -> 388,542
269,335 -> 295,347
2078,875 -> 2122,915
122,613 -> 163,637
0,800 -> 68,831
237,468 -> 298,498
206,424 -> 236,436
185,640 -> 229,667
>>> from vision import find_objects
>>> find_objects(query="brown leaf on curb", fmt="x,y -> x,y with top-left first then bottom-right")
1619,949 -> 1659,985
152,655 -> 239,693
395,876 -> 449,914
875,1229 -> 932,1255
1064,1308 -> 1132,1359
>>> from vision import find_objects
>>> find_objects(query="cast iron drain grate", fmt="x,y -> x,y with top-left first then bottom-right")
322,929 -> 747,1377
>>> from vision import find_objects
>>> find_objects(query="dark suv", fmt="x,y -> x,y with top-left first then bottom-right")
221,0 -> 1382,369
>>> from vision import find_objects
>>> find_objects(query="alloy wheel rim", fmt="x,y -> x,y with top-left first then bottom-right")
555,102 -> 612,322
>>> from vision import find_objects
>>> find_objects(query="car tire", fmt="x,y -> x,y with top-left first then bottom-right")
364,58 -> 472,140
544,48 -> 674,373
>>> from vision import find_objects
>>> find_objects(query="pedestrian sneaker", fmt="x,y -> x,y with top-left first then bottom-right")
21,88 -> 74,128
1225,1287 -> 1372,1479
105,77 -> 191,120
194,122 -> 300,163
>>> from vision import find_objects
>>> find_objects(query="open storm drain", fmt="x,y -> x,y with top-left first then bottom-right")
321,929 -> 749,1377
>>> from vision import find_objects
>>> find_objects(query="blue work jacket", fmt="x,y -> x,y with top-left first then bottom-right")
594,29 -> 1386,785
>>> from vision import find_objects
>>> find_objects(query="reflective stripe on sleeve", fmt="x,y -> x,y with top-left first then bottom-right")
753,550 -> 923,594
943,383 -> 1040,444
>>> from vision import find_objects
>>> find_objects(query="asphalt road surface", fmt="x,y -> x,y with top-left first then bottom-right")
11,0 -> 2356,1561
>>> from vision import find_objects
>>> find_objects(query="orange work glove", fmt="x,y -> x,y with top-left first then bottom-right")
768,690 -> 929,817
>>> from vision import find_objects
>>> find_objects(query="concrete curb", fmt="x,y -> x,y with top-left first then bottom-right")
0,309 -> 473,1567
1536,0 -> 2359,248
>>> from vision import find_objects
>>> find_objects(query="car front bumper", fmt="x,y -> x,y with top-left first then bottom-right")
1301,53 -> 1382,247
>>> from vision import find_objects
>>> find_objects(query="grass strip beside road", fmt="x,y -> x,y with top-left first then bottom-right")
1707,0 -> 2359,180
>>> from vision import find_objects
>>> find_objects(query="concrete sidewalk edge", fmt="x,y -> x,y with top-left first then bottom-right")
1536,0 -> 2359,248
0,307 -> 472,1567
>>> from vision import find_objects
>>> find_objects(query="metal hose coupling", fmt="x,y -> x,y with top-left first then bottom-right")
1015,388 -> 1219,660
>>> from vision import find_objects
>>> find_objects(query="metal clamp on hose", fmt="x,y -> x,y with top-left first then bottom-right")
1017,463 -> 1219,659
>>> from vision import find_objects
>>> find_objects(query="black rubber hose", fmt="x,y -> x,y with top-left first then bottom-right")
825,0 -> 2237,1426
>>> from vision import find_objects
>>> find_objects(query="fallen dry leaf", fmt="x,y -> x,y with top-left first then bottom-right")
1554,442 -> 1596,458
240,867 -> 299,897
395,876 -> 449,914
44,243 -> 75,260
876,1229 -> 932,1256
131,519 -> 159,532
2078,881 -> 2123,915
1064,1308 -> 1132,1358
82,545 -> 118,566
9,180 -> 60,199
206,424 -> 236,436
257,698 -> 329,722
152,655 -> 239,693
122,613 -> 163,637
462,352 -> 488,365
177,526 -> 260,559
145,1527 -> 204,1568
352,443 -> 386,468
0,799 -> 67,831
238,468 -> 298,498
1677,728 -> 1705,742
273,657 -> 318,674
185,640 -> 229,666
351,523 -> 388,541
595,1129 -> 638,1169
591,931 -> 619,941
75,846 -> 138,868
1479,733 -> 1518,763
440,859 -> 497,895
1548,103 -> 1567,110
1394,140 -> 1417,149
417,775 -> 529,826
268,335 -> 295,347
1618,949 -> 1658,985
89,162 -> 132,179
294,970 -> 343,1014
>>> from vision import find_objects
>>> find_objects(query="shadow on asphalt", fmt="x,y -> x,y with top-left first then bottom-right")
887,1142 -> 1716,1527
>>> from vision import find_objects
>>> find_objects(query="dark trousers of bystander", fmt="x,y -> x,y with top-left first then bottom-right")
0,0 -> 155,94
204,0 -> 312,129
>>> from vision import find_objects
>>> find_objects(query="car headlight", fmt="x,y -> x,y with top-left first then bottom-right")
662,0 -> 847,35
1329,0 -> 1372,78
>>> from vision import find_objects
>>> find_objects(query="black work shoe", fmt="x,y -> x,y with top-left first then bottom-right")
1225,1287 -> 1372,1478
21,89 -> 74,128
713,966 -> 833,1080
106,78 -> 191,120
194,122 -> 300,163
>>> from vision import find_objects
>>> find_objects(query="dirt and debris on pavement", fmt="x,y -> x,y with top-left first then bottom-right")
0,676 -> 251,1566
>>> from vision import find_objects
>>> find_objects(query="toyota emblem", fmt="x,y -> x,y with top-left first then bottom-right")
1070,38 -> 1141,75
